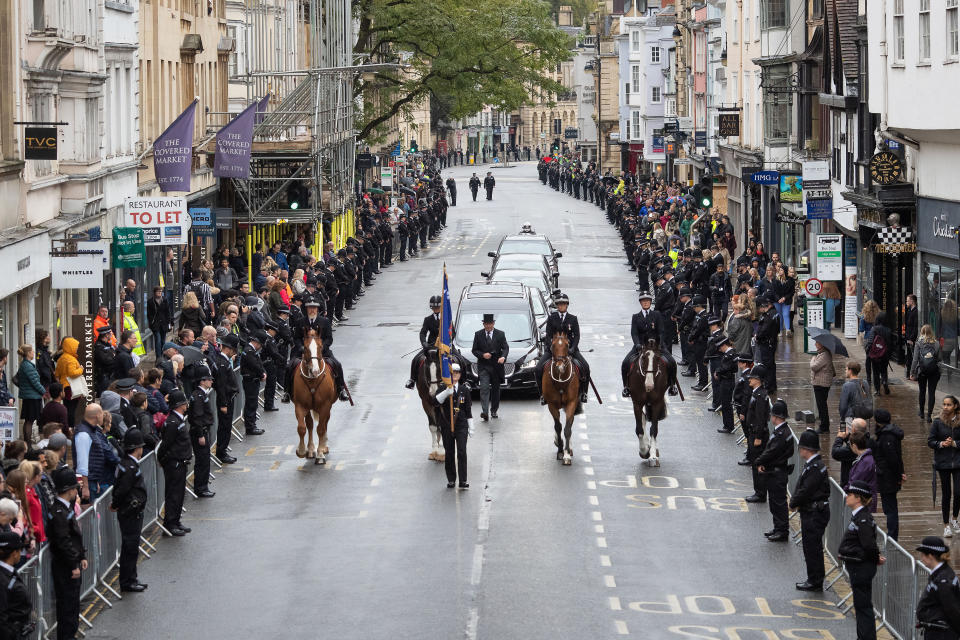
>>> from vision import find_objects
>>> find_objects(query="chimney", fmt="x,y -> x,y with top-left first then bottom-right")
558,5 -> 573,26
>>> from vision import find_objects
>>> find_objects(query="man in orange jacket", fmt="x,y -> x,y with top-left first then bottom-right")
92,305 -> 117,347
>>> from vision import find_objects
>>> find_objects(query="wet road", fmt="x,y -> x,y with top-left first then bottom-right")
88,162 -> 854,639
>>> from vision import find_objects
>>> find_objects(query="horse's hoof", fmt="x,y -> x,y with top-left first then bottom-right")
556,451 -> 563,460
639,450 -> 651,460
650,458 -> 660,468
428,451 -> 437,461
562,453 -> 572,466
296,449 -> 306,459
322,446 -> 329,454
315,456 -> 326,465
436,454 -> 445,462
306,450 -> 315,459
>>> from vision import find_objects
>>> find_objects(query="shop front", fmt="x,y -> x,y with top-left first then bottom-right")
917,197 -> 960,370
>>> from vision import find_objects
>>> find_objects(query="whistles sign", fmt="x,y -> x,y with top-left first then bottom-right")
24,127 -> 57,160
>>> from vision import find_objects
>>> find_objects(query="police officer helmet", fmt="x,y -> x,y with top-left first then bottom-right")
249,331 -> 268,345
797,429 -> 820,451
220,334 -> 241,351
917,536 -> 950,555
53,467 -> 80,493
123,428 -> 147,452
450,362 -> 462,372
736,353 -> 754,363
167,390 -> 189,408
555,293 -> 570,305
0,530 -> 25,552
758,295 -> 775,307
691,295 -> 707,307
714,335 -> 731,349
707,316 -> 722,326
746,364 -> 767,380
847,481 -> 872,499
638,291 -> 654,302
679,287 -> 692,298
692,249 -> 703,259
304,300 -> 322,308
429,295 -> 442,307
770,399 -> 789,419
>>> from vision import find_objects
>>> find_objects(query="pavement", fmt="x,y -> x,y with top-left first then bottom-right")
86,161 -> 858,639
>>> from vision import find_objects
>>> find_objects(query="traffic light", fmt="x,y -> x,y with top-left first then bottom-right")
409,139 -> 419,153
552,138 -> 561,153
287,181 -> 310,210
698,175 -> 714,209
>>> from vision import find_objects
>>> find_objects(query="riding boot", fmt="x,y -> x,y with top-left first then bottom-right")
579,378 -> 589,404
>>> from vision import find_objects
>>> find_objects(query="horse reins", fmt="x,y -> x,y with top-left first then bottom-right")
550,356 -> 574,383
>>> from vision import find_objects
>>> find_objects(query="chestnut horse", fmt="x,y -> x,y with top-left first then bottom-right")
626,339 -> 670,466
542,333 -> 579,465
292,332 -> 337,464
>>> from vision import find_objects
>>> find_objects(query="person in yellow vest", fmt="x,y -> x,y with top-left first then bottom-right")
122,301 -> 146,360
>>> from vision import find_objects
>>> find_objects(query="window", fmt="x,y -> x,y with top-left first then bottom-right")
651,46 -> 661,64
227,25 -> 238,76
696,96 -> 706,128
893,0 -> 904,63
744,103 -> 751,146
762,0 -> 787,29
831,111 -> 842,180
695,32 -> 706,72
732,18 -> 738,44
651,86 -> 661,103
553,118 -> 561,135
665,97 -> 677,116
632,65 -> 641,95
631,30 -> 641,52
764,98 -> 790,141
631,111 -> 641,140
949,0 -> 960,58
920,0 -> 931,61
731,72 -> 739,101
745,18 -> 750,42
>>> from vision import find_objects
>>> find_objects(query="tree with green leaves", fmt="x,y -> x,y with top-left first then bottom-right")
354,0 -> 573,143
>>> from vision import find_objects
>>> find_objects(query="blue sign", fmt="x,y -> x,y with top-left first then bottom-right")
695,131 -> 707,148
805,198 -> 834,220
390,149 -> 401,157
652,136 -> 664,153
189,207 -> 216,237
886,140 -> 901,150
750,170 -> 780,185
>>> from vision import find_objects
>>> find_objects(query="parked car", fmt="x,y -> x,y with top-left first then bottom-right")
452,281 -> 543,392
488,233 -> 562,277
485,268 -> 555,299
483,252 -> 558,288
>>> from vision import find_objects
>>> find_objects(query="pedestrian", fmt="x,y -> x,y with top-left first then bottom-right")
470,313 -> 508,421
74,403 -> 120,502
40,383 -> 68,434
469,173 -> 480,201
483,172 -> 495,200
743,364 -> 770,504
837,480 -> 884,640
831,417 -> 876,487
809,342 -> 835,434
915,536 -> 960,638
873,408 -> 905,540
114,330 -> 137,380
726,297 -> 753,356
47,466 -> 87,640
864,311 -> 892,396
18,461 -> 45,546
790,429 -> 831,591
434,362 -> 473,489
930,395 -> 960,538
774,265 -> 795,336
15,345 -> 45,443
845,432 -> 878,511
35,329 -> 56,390
121,301 -> 146,362
838,361 -> 869,429
859,299 -> 880,383
187,369 -> 216,498
913,323 -> 943,423
53,338 -> 84,432
157,389 -> 191,536
754,296 -> 780,393
0,529 -> 34,637
754,399 -> 794,541
904,294 -> 919,377
110,428 -> 149,593
147,286 -> 172,356
178,291 -> 207,337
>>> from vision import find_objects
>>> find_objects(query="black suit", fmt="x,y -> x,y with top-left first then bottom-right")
435,383 -> 473,483
47,497 -> 86,640
537,312 -> 590,395
213,351 -> 238,458
790,453 -> 831,586
409,313 -> 442,382
158,410 -> 191,530
471,328 -> 508,415
744,386 -> 770,499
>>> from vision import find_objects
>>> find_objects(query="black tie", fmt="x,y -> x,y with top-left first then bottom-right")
488,332 -> 492,341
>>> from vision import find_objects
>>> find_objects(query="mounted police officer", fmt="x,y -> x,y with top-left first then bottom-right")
790,428 -> 831,591
621,290 -> 679,397
405,295 -> 442,389
289,299 -> 349,402
535,293 -> 591,405
755,399 -> 795,541
112,428 -> 149,593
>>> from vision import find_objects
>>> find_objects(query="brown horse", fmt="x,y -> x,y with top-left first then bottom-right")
415,348 -> 446,463
626,339 -> 670,467
292,332 -> 337,464
542,333 -> 579,465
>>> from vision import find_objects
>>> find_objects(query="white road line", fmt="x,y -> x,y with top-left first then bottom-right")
586,481 -> 597,490
608,597 -> 622,610
582,455 -> 592,462
370,478 -> 381,487
581,443 -> 590,451
363,495 -> 374,504
596,537 -> 608,548
584,467 -> 595,476
466,607 -> 479,640
592,511 -> 602,521
604,575 -> 617,588
470,544 -> 484,585
600,554 -> 612,566
594,524 -> 605,534
615,620 -> 629,635
477,500 -> 491,532
588,495 -> 599,506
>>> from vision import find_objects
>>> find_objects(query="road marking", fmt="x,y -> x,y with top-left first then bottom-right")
579,432 -> 588,439
471,544 -> 484,585
583,455 -> 592,462
370,478 -> 381,487
584,467 -> 595,476
466,607 -> 479,640
589,495 -> 599,505
609,596 -> 622,610
376,463 -> 386,471
604,575 -> 617,588
595,524 -> 605,534
600,554 -> 612,566
597,537 -> 608,548
592,511 -> 603,521
363,495 -> 374,504
614,620 -> 629,635
581,443 -> 590,451
587,481 -> 597,490
269,461 -> 281,471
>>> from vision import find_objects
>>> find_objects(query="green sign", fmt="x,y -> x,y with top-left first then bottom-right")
112,227 -> 146,268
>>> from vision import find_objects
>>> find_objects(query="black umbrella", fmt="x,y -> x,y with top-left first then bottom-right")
180,345 -> 207,367
602,176 -> 618,186
806,327 -> 849,357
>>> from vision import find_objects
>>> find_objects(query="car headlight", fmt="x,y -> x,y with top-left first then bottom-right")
520,358 -> 536,370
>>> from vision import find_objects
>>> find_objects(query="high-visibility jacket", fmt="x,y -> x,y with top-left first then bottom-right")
93,315 -> 117,347
669,249 -> 679,268
122,312 -> 146,357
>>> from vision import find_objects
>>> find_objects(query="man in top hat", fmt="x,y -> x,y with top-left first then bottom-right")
755,295 -> 781,393
536,293 -> 591,406
0,529 -> 34,637
188,368 -> 216,498
685,295 -> 711,391
434,362 -> 474,488
483,171 -> 496,200
406,295 -> 443,389
213,334 -> 240,464
111,428 -> 149,593
47,466 -> 86,639
471,313 -> 508,421
743,364 -> 770,501
838,480 -> 884,639
790,428 -> 831,591
158,389 -> 192,536
712,336 -> 738,433
915,535 -> 960,637
755,399 -> 795,541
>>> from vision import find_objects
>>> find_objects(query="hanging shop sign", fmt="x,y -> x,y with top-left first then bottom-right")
112,227 -> 147,268
190,207 -> 216,238
815,234 -> 843,281
869,151 -> 903,185
51,249 -> 106,289
718,112 -> 740,137
779,174 -> 803,203
750,170 -> 780,185
844,236 -> 858,339
123,197 -> 192,245
24,127 -> 58,160
916,197 -> 960,258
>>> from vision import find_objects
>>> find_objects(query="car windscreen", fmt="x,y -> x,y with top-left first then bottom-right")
491,270 -> 548,292
499,239 -> 552,256
454,311 -> 533,347
495,255 -> 548,271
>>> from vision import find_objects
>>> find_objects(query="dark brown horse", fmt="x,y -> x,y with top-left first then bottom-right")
292,332 -> 337,464
626,339 -> 670,466
415,348 -> 446,463
542,333 -> 579,465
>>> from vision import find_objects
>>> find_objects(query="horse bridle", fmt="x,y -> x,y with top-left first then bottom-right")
300,338 -> 327,380
550,335 -> 574,383
637,348 -> 662,378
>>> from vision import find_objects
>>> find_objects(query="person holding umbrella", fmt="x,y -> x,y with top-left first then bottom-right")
809,332 -> 840,434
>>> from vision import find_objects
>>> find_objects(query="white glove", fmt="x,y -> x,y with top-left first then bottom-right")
436,387 -> 453,402
468,418 -> 475,437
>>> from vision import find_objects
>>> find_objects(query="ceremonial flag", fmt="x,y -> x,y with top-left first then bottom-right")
214,100 -> 256,179
255,93 -> 270,125
153,99 -> 197,192
437,263 -> 454,385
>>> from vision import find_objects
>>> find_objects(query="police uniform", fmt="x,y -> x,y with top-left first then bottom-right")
260,324 -> 283,411
213,334 -> 240,463
536,297 -> 590,403
754,400 -> 795,539
241,333 -> 267,435
188,377 -> 215,497
743,366 -> 771,502
47,468 -> 86,640
756,298 -> 781,393
713,339 -> 738,433
0,531 -> 33,637
790,430 -> 831,590
621,294 -> 666,395
469,174 -> 481,201
434,368 -> 473,487
838,481 -> 882,640
916,537 -> 960,639
111,429 -> 149,592
406,298 -> 442,388
686,298 -> 710,389
158,393 -> 192,534
676,291 -> 695,369
733,356 -> 754,420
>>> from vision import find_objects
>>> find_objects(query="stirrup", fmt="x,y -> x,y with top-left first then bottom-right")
621,388 -> 631,398
539,396 -> 547,405
404,379 -> 416,389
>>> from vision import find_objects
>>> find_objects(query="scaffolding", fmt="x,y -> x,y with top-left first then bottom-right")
232,0 -> 357,228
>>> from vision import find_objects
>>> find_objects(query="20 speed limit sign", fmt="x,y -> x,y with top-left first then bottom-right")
804,278 -> 823,296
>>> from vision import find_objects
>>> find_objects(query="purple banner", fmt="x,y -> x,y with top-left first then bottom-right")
153,100 -> 197,192
255,94 -> 270,125
214,101 -> 256,179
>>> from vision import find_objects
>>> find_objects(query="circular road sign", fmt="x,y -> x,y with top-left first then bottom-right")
805,278 -> 823,296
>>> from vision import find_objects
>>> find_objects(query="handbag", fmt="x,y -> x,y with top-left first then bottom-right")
66,374 -> 88,397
